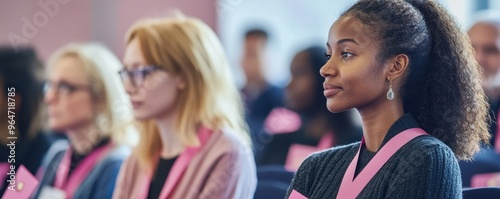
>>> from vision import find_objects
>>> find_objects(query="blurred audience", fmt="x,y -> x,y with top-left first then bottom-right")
257,46 -> 361,170
240,28 -> 285,158
459,10 -> 500,188
0,47 -> 57,196
468,11 -> 500,150
34,43 -> 134,199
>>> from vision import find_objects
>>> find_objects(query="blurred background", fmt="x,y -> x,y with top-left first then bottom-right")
0,0 -> 498,87
2,1 -> 500,196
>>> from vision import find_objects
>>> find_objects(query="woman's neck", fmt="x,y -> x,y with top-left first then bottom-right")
67,123 -> 103,155
155,112 -> 185,159
358,98 -> 404,152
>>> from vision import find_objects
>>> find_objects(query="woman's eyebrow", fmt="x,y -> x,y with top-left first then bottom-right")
337,38 -> 359,45
327,38 -> 360,49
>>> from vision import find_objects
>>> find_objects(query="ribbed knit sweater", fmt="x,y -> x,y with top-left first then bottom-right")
286,114 -> 462,199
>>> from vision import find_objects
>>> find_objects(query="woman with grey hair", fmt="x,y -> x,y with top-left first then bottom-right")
34,43 -> 136,199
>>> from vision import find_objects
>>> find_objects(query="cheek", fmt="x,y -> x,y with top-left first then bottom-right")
134,75 -> 180,119
49,95 -> 95,130
327,66 -> 385,112
148,83 -> 178,106
488,54 -> 500,68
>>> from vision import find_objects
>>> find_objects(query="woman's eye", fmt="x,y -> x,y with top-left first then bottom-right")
341,52 -> 354,59
57,84 -> 74,94
324,53 -> 332,60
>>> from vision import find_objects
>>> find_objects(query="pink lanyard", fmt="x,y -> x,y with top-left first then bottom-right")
337,128 -> 428,199
54,143 -> 113,199
138,127 -> 213,199
0,163 -> 9,188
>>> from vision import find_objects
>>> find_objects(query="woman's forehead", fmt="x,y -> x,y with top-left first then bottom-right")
49,56 -> 88,83
328,15 -> 377,48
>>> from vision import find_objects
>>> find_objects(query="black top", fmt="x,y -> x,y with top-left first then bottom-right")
287,113 -> 462,198
147,156 -> 178,199
68,138 -> 110,177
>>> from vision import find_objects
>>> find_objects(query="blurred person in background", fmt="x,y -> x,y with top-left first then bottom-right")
240,28 -> 285,159
34,43 -> 135,199
458,10 -> 500,188
257,46 -> 361,170
113,15 -> 256,199
468,11 -> 500,150
0,47 -> 57,196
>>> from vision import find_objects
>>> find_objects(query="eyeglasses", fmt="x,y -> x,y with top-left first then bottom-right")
118,65 -> 161,88
44,81 -> 90,96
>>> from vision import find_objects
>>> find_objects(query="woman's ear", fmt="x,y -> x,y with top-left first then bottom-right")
386,54 -> 409,81
94,97 -> 107,113
177,77 -> 186,90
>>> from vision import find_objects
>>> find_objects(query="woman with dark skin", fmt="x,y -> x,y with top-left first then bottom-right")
257,46 -> 360,167
0,47 -> 58,196
287,0 -> 490,198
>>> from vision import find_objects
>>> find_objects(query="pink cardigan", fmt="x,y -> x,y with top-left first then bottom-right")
112,128 -> 257,199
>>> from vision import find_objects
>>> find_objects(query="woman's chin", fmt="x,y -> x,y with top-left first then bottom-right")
326,102 -> 349,113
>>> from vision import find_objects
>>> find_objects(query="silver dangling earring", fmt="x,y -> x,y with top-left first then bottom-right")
387,79 -> 394,100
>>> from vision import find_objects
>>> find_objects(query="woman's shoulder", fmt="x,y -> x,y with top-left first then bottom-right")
318,141 -> 360,158
394,134 -> 459,171
300,142 -> 360,171
97,144 -> 131,169
201,128 -> 256,168
406,134 -> 455,157
210,127 -> 253,154
289,142 -> 360,196
104,144 -> 132,161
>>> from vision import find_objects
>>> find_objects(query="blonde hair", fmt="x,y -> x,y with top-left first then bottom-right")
126,15 -> 249,169
47,43 -> 136,145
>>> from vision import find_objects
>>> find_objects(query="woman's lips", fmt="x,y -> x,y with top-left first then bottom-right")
131,101 -> 142,109
323,82 -> 342,97
47,109 -> 58,118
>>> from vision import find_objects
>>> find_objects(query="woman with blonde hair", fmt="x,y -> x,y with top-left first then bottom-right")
113,15 -> 256,199
34,43 -> 135,199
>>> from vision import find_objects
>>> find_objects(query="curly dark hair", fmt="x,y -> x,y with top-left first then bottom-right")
342,0 -> 490,160
0,46 -> 44,140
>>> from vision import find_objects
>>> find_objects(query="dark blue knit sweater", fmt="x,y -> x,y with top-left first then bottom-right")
286,114 -> 462,198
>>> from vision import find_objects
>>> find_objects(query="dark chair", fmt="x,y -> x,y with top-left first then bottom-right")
459,149 -> 500,187
254,180 -> 290,199
254,166 -> 295,199
257,165 -> 295,184
463,187 -> 500,199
